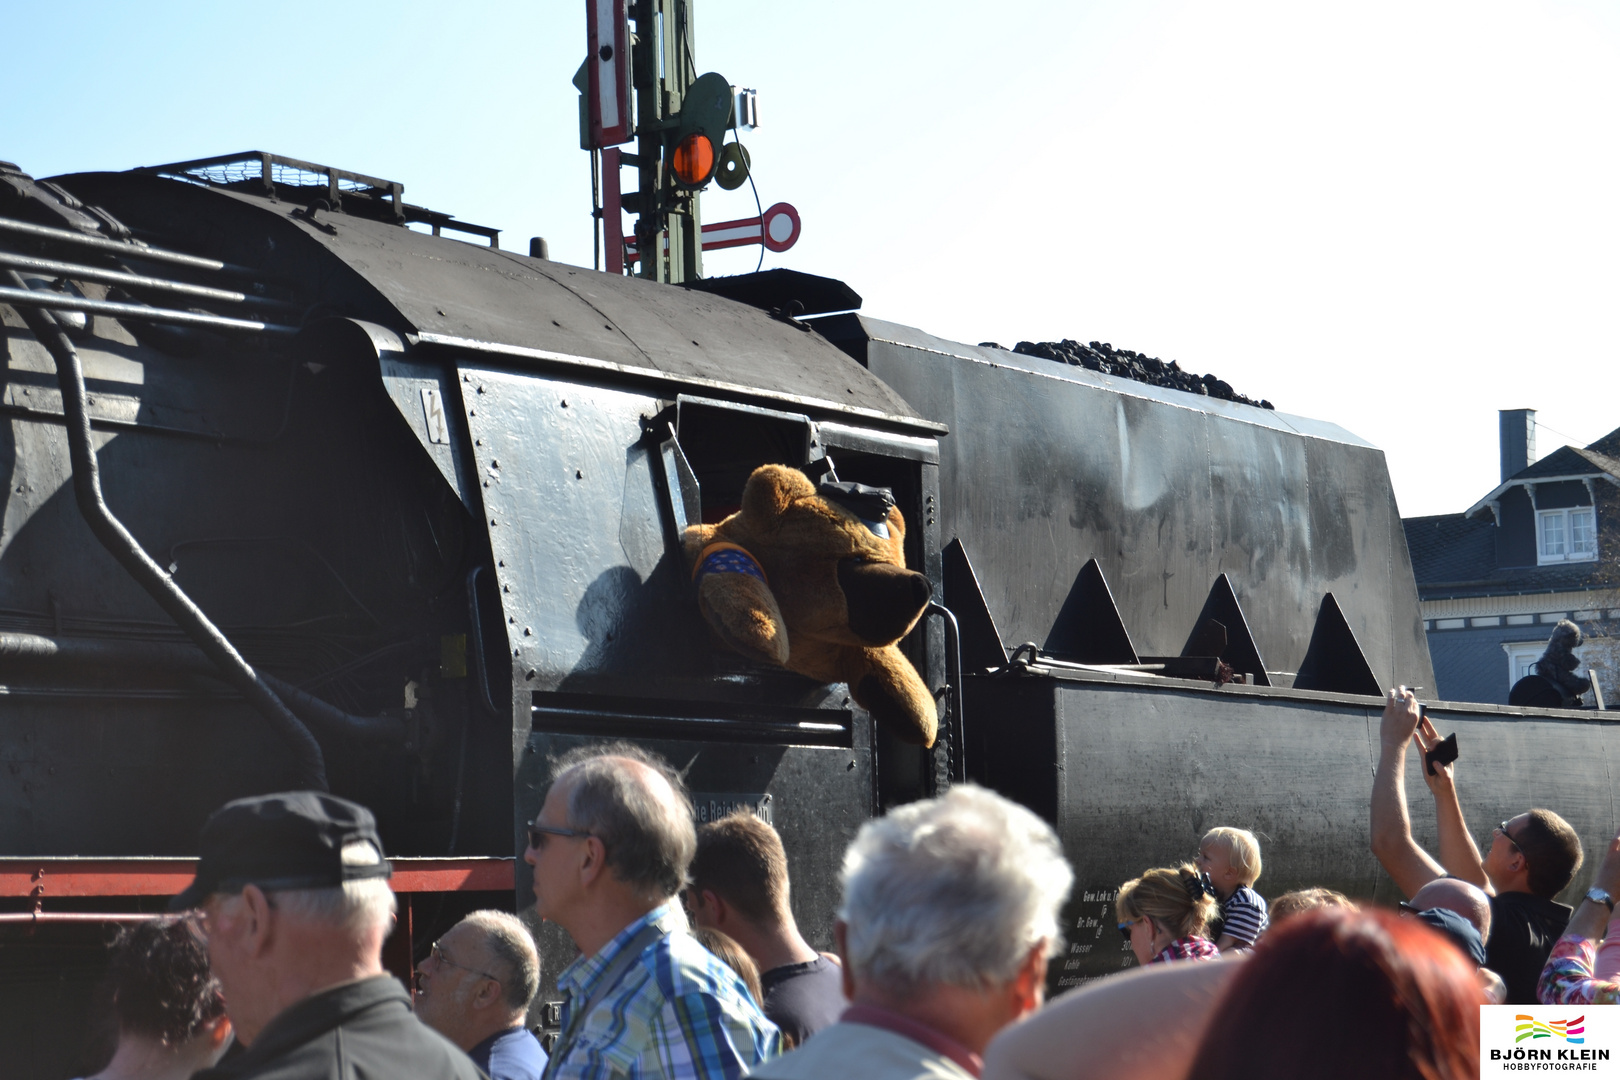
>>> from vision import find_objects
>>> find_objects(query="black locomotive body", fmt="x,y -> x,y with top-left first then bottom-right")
1,156 -> 1615,1075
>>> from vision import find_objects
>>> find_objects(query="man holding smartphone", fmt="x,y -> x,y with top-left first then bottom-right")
1370,686 -> 1584,1004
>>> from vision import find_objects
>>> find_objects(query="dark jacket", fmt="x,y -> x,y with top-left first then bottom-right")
194,975 -> 486,1080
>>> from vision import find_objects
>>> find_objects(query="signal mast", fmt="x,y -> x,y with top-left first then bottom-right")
576,0 -> 765,283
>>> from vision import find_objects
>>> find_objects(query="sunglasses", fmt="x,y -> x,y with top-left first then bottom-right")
1117,918 -> 1140,944
526,821 -> 593,850
1496,821 -> 1523,854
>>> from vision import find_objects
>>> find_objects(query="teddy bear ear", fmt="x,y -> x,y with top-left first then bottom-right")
740,464 -> 816,523
881,506 -> 907,563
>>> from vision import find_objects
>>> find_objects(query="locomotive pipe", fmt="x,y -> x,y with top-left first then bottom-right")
0,285 -> 296,335
0,214 -> 264,278
0,251 -> 295,312
1,270 -> 329,790
0,633 -> 405,743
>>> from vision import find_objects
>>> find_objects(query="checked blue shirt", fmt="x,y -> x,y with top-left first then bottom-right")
547,904 -> 781,1080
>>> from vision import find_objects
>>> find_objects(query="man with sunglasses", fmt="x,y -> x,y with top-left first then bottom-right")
524,743 -> 780,1080
415,910 -> 548,1080
1371,686 -> 1585,1003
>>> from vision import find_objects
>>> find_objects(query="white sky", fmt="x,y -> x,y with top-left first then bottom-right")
9,0 -> 1619,517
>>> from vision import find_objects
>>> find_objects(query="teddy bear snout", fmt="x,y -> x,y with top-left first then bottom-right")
837,558 -> 933,645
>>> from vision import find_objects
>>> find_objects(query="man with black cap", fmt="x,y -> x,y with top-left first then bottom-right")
174,791 -> 484,1080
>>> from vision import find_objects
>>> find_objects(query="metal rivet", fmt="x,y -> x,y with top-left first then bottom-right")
523,627 -> 533,636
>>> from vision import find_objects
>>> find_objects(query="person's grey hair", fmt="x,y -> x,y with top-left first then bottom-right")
550,742 -> 695,901
460,910 -> 541,1012
839,783 -> 1073,994
268,877 -> 397,935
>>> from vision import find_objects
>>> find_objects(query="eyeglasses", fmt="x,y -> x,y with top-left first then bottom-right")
425,940 -> 502,984
1496,821 -> 1523,855
526,821 -> 593,850
1117,919 -> 1140,944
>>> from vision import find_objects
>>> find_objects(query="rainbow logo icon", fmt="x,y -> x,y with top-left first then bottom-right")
1516,1015 -> 1585,1044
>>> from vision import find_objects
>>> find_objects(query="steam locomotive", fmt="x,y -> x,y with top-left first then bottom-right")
1,152 -> 1610,1077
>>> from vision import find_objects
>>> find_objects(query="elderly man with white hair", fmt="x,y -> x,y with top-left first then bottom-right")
175,791 -> 484,1080
415,909 -> 549,1080
746,783 -> 1074,1080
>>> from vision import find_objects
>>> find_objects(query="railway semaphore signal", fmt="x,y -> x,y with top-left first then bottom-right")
576,0 -> 782,284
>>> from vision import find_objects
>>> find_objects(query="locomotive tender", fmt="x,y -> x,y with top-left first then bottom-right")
0,153 -> 1612,1074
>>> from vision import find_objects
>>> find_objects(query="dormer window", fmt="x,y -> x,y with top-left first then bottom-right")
1537,506 -> 1597,564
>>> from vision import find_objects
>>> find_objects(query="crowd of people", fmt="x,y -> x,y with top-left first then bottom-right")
71,684 -> 1620,1080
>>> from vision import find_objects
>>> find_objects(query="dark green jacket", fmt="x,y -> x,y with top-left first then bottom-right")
194,975 -> 487,1080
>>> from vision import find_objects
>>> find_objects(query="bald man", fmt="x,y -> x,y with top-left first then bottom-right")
523,743 -> 780,1080
1406,877 -> 1507,1002
1410,878 -> 1493,944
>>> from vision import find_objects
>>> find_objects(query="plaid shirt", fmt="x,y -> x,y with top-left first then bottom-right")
1152,936 -> 1221,964
548,904 -> 781,1080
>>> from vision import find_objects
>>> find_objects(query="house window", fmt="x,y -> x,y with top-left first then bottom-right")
1537,507 -> 1597,564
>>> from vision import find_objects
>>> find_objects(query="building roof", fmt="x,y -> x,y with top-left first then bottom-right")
1405,424 -> 1620,599
1464,440 -> 1620,519
1405,513 -> 1496,586
1586,425 -> 1620,459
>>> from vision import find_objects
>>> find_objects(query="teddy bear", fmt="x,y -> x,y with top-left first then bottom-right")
1534,619 -> 1592,706
681,464 -> 939,746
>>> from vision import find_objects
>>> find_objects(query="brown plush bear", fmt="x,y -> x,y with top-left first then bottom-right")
682,464 -> 939,746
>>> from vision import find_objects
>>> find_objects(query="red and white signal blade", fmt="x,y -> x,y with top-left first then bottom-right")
586,0 -> 632,147
624,203 -> 801,262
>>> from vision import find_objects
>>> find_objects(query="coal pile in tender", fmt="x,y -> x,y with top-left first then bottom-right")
984,338 -> 1274,410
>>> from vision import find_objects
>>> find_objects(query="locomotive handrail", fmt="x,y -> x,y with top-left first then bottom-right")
926,601 -> 966,785
0,250 -> 294,311
0,213 -> 264,277
0,285 -> 297,335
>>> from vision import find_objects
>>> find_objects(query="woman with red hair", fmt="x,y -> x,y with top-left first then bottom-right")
984,907 -> 1479,1080
1195,907 -> 1481,1080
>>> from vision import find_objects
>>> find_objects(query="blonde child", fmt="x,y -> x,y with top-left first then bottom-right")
1195,826 -> 1269,951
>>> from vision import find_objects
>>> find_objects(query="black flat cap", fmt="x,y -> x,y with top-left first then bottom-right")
171,791 -> 391,911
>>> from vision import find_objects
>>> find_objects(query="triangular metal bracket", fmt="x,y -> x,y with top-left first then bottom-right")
941,538 -> 1008,671
1044,558 -> 1140,666
1180,574 -> 1271,686
1293,593 -> 1381,696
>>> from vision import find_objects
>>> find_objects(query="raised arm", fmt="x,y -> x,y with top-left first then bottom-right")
1414,713 -> 1490,892
1369,687 -> 1446,898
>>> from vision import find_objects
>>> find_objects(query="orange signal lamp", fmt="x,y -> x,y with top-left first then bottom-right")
671,133 -> 717,186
